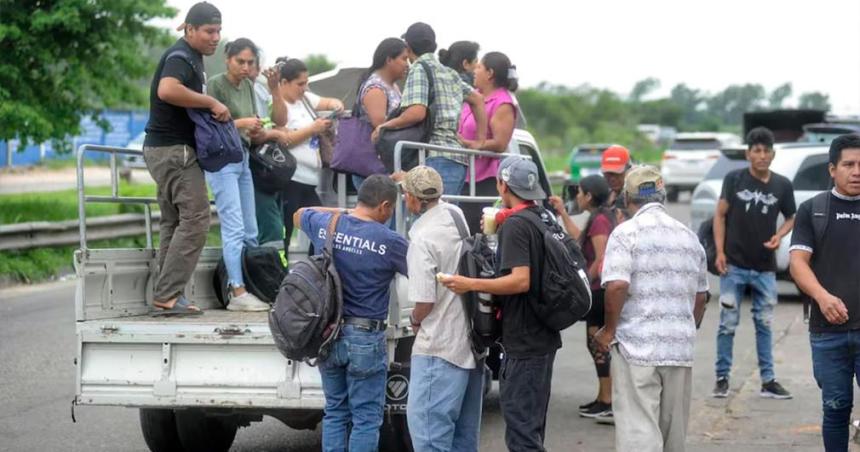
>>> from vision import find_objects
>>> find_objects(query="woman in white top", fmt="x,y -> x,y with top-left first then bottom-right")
276,58 -> 344,252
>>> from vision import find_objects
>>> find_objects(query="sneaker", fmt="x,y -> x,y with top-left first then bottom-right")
227,291 -> 270,312
578,399 -> 598,412
595,409 -> 615,425
761,380 -> 793,399
712,377 -> 729,398
580,401 -> 611,418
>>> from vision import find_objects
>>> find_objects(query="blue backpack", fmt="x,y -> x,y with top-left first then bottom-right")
166,50 -> 244,172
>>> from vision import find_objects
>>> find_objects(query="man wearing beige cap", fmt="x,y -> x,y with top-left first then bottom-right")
403,166 -> 483,452
596,166 -> 710,452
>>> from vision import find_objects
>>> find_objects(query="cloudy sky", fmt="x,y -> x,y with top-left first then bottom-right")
163,0 -> 860,113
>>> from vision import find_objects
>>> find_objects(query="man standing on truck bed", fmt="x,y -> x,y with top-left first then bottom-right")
294,175 -> 409,452
142,2 -> 229,315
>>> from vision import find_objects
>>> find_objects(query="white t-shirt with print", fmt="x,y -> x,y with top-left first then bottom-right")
407,202 -> 477,370
287,91 -> 321,186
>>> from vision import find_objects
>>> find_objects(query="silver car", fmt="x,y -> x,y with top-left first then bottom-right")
689,143 -> 831,278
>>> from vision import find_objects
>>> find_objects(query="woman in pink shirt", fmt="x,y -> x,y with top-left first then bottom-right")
457,51 -> 519,233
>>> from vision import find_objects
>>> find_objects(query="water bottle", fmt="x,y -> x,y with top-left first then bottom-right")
474,269 -> 499,340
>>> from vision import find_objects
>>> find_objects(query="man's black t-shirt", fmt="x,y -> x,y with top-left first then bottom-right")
790,191 -> 860,333
721,168 -> 796,272
144,39 -> 205,148
496,206 -> 563,358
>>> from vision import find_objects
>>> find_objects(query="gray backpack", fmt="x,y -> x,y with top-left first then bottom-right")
269,213 -> 343,364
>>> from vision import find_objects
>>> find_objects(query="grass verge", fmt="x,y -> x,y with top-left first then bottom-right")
0,182 -> 158,224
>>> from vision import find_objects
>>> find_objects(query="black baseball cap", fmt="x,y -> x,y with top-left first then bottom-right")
402,22 -> 436,47
176,2 -> 221,31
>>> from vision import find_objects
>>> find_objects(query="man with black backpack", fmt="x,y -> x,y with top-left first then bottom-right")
142,2 -> 229,316
596,166 -> 709,452
401,166 -> 483,452
790,134 -> 860,451
293,175 -> 408,452
442,157 -> 579,452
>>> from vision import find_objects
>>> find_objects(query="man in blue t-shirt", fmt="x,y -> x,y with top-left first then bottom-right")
294,175 -> 408,452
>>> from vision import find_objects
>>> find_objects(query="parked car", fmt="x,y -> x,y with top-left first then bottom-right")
122,131 -> 147,168
567,143 -> 613,183
689,143 -> 831,279
661,132 -> 742,202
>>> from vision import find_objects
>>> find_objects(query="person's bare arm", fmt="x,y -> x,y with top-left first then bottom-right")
263,68 -> 287,127
790,249 -> 848,324
283,119 -> 332,147
548,196 -> 582,240
441,266 -> 529,296
765,216 -> 795,250
158,77 -> 229,121
464,91 -> 487,142
594,279 -> 630,352
362,88 -> 389,127
713,199 -> 729,274
317,97 -> 345,112
410,302 -> 435,333
693,291 -> 708,329
461,104 -> 515,151
588,234 -> 609,282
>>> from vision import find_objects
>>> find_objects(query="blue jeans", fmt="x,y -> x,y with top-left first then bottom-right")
319,324 -> 388,452
407,355 -> 484,452
811,331 -> 860,451
205,152 -> 258,287
716,265 -> 777,382
426,157 -> 467,197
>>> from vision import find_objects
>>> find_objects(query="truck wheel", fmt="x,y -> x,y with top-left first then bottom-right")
174,409 -> 238,452
139,409 -> 183,452
379,412 -> 413,452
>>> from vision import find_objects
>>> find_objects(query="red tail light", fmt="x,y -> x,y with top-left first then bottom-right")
662,153 -> 676,160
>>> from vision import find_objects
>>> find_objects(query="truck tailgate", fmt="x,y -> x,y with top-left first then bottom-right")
75,310 -> 325,409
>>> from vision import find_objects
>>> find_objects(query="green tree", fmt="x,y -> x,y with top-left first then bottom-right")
768,83 -> 793,109
629,77 -> 661,102
798,92 -> 831,111
304,54 -> 336,76
707,84 -> 766,126
0,0 -> 176,148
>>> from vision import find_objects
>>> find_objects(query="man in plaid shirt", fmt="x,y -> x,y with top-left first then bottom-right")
375,22 -> 486,195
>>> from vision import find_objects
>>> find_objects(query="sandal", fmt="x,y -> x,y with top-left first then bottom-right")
151,295 -> 203,317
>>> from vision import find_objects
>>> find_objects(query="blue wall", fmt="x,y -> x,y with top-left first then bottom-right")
1,110 -> 149,167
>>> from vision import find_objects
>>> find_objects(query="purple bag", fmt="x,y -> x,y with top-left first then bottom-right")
186,108 -> 244,173
330,88 -> 386,177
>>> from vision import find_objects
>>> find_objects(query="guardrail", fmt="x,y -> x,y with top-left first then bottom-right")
0,211 -> 220,251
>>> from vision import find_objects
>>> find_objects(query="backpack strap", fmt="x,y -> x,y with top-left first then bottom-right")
446,205 -> 469,240
803,191 -> 831,322
416,60 -> 437,127
324,212 -> 341,258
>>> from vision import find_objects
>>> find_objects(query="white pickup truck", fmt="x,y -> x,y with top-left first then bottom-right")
72,134 -> 552,452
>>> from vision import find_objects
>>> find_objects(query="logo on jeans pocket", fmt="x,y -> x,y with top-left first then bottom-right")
386,374 -> 409,401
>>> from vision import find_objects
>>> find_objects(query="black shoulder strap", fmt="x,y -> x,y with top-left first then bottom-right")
324,212 -> 341,258
446,206 -> 469,240
416,60 -> 437,111
512,207 -> 549,235
811,191 -> 831,247
165,49 -> 202,82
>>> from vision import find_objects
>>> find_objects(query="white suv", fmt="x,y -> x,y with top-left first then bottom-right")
661,132 -> 741,201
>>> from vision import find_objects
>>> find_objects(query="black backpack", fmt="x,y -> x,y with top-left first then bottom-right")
249,140 -> 297,194
800,191 -> 832,321
697,217 -> 720,276
446,207 -> 500,356
269,213 -> 344,364
512,208 -> 592,331
213,246 -> 287,307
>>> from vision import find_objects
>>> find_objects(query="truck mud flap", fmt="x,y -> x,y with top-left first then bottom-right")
384,336 -> 414,414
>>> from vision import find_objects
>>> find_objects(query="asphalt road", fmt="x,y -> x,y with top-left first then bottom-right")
0,202 -> 852,451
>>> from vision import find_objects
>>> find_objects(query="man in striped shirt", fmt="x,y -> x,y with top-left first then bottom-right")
596,165 -> 710,452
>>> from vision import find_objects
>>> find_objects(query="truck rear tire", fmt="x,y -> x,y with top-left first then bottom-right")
174,409 -> 238,452
139,408 -> 183,452
379,411 -> 412,452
